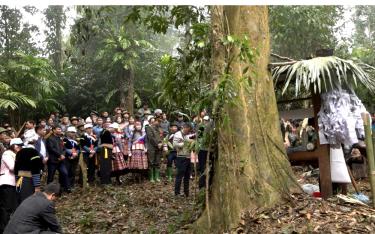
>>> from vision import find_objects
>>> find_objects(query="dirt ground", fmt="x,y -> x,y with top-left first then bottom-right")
56,166 -> 375,233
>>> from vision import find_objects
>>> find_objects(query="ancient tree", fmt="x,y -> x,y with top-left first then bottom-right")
194,6 -> 298,232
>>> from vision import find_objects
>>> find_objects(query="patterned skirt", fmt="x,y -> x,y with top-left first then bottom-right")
122,139 -> 129,156
112,152 -> 128,172
128,149 -> 148,170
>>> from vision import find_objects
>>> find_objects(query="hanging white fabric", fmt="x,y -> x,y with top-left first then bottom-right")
330,145 -> 351,183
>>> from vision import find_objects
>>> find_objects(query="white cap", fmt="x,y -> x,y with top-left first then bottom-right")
10,138 -> 23,146
109,122 -> 119,129
85,117 -> 92,124
147,115 -> 154,122
66,126 -> 77,133
84,123 -> 93,129
203,116 -> 210,121
154,109 -> 162,115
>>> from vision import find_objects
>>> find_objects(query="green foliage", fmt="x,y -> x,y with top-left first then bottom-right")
60,6 -> 181,115
350,6 -> 375,111
270,6 -> 344,59
0,6 -> 64,125
157,21 -> 211,114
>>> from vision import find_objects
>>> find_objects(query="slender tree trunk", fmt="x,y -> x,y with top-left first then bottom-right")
53,6 -> 64,77
210,6 -> 225,89
119,68 -> 127,109
194,6 -> 299,232
126,69 -> 135,115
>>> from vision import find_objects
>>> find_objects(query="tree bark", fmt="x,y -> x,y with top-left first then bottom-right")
126,69 -> 135,115
194,6 -> 299,232
53,6 -> 64,77
119,68 -> 127,109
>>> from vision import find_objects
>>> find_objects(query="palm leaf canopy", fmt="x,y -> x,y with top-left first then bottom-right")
272,56 -> 375,96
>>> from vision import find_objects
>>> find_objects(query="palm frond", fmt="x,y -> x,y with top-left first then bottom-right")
272,56 -> 375,96
105,88 -> 120,103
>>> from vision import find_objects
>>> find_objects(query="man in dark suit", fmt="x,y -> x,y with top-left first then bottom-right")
4,183 -> 62,234
46,126 -> 70,192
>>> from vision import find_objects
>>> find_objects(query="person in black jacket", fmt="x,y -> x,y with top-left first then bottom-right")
4,183 -> 62,234
14,145 -> 43,205
63,126 -> 80,188
46,126 -> 70,192
98,122 -> 114,185
80,123 -> 98,184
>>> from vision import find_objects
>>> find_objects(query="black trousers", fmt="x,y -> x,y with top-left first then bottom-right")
99,147 -> 112,184
174,157 -> 191,196
16,177 -> 34,205
65,157 -> 79,187
0,185 -> 16,233
47,161 -> 70,190
84,154 -> 96,183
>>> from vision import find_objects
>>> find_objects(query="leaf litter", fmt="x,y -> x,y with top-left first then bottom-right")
56,166 -> 375,233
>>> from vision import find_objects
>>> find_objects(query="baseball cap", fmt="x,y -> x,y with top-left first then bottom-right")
0,127 -> 7,133
10,138 -> 23,146
203,116 -> 210,121
66,126 -> 77,133
154,109 -> 162,115
84,123 -> 93,129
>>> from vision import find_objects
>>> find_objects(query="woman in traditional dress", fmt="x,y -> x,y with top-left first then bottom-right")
128,120 -> 148,171
110,122 -> 127,185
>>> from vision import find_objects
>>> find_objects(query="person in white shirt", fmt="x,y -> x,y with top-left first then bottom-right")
0,138 -> 23,233
23,120 -> 39,146
34,125 -> 48,164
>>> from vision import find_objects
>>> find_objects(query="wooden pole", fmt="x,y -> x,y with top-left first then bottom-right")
362,113 -> 375,207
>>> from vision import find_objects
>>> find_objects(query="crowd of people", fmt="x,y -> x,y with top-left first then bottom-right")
0,103 -> 214,233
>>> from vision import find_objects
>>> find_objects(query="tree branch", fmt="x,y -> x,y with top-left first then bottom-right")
268,61 -> 297,68
271,53 -> 296,62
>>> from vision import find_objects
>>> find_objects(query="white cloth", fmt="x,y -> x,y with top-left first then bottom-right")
330,145 -> 351,183
23,129 -> 39,145
40,140 -> 47,158
0,150 -> 16,186
318,89 -> 366,145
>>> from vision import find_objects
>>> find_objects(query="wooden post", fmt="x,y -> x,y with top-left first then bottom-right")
79,152 -> 88,189
362,113 -> 375,207
311,91 -> 332,198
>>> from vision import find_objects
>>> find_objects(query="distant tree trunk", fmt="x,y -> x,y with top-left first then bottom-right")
126,69 -> 134,115
210,6 -> 224,89
119,68 -> 127,109
52,6 -> 64,76
194,6 -> 299,232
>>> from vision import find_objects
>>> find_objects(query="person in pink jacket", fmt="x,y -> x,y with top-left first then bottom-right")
0,138 -> 23,233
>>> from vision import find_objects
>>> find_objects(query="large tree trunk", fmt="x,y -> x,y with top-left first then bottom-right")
119,68 -> 134,114
194,6 -> 299,232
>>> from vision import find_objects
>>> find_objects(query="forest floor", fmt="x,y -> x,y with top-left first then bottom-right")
56,169 -> 203,234
56,166 -> 375,234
